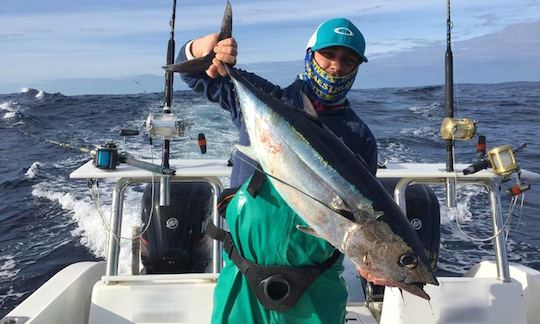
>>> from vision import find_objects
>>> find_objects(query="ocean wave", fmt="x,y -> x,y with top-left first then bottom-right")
0,255 -> 20,280
18,87 -> 65,99
0,286 -> 27,310
2,111 -> 17,120
399,126 -> 439,140
378,140 -> 413,163
31,179 -> 145,275
396,85 -> 443,95
408,102 -> 443,120
19,87 -> 38,94
0,101 -> 19,120
25,161 -> 44,179
434,183 -> 539,274
19,87 -> 42,97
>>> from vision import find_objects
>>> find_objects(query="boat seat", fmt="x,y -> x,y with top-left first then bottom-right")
88,274 -> 217,324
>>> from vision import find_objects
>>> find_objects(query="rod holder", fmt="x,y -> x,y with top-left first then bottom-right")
160,176 -> 170,206
445,177 -> 457,208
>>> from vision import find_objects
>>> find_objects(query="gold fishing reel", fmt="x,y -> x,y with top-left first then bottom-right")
487,145 -> 519,178
440,117 -> 477,141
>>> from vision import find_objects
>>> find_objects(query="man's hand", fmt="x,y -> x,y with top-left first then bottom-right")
191,33 -> 238,78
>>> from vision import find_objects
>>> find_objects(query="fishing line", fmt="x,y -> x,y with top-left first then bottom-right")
453,210 -> 505,242
88,146 -> 158,242
19,115 -> 165,242
133,80 -> 148,95
446,122 -> 505,243
452,189 -> 519,242
505,193 -> 526,240
451,152 -> 527,242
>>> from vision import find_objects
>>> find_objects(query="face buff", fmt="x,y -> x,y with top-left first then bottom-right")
299,49 -> 358,106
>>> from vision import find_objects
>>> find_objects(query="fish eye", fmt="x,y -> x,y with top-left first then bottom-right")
398,253 -> 418,269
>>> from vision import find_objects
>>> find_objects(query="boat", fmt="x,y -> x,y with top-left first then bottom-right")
2,1 -> 540,324
2,158 -> 540,324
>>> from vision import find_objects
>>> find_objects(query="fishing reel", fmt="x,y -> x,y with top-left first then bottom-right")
440,117 -> 477,141
146,113 -> 188,139
93,142 -> 119,170
143,113 -> 206,154
463,136 -> 530,196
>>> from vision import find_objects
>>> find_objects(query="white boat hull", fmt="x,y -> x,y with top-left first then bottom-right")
4,260 -> 540,324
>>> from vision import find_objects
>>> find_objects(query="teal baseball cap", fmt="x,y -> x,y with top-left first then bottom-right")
307,18 -> 368,63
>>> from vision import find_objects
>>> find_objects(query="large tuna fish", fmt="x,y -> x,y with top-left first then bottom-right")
226,66 -> 438,299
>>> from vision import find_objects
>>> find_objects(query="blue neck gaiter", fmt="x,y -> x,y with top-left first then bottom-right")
299,49 -> 358,106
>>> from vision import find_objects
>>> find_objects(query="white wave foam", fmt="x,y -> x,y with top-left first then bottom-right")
1,101 -> 19,120
435,184 -> 509,273
0,101 -> 16,111
0,255 -> 20,280
379,141 -> 411,163
438,185 -> 488,226
399,126 -> 439,140
31,179 -> 144,275
19,87 -> 40,95
0,286 -> 27,307
408,102 -> 442,120
3,111 -> 17,120
35,90 -> 45,99
25,161 -> 44,178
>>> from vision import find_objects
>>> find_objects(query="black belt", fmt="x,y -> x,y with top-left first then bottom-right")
206,221 -> 341,312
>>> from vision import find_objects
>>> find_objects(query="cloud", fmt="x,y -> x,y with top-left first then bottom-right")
2,19 -> 538,95
359,20 -> 540,88
1,0 -> 539,90
474,13 -> 500,28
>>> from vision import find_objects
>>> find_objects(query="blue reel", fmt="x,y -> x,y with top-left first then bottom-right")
94,142 -> 118,170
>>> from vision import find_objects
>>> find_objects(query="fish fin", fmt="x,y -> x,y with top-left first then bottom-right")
234,144 -> 258,162
296,225 -> 323,239
163,54 -> 214,73
301,94 -> 321,122
218,1 -> 233,41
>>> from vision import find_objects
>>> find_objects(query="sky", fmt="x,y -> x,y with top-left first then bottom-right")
1,0 -> 539,94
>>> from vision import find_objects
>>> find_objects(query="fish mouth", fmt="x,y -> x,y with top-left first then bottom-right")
396,281 -> 431,300
361,275 -> 434,301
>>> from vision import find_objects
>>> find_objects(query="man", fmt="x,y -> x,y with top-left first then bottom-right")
178,18 -> 379,323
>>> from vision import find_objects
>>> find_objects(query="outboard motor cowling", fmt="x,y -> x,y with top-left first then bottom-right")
140,182 -> 213,274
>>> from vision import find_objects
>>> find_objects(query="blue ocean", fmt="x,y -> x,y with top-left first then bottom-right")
1,82 -> 539,317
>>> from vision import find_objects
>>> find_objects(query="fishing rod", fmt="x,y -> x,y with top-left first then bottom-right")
445,0 -> 454,171
20,128 -> 175,175
159,0 -> 177,206
444,0 -> 457,208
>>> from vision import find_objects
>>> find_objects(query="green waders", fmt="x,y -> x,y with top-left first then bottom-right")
211,177 -> 347,324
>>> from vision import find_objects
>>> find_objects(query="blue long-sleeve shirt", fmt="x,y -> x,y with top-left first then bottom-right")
176,44 -> 378,187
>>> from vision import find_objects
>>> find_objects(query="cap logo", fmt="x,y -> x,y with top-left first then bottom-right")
334,27 -> 354,37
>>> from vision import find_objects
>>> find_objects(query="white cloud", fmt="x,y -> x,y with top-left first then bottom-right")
0,0 -> 538,89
